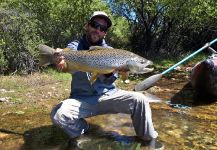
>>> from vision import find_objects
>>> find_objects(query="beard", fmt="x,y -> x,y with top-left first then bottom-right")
86,31 -> 103,45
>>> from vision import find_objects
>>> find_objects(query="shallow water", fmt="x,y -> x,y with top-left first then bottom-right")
0,74 -> 217,150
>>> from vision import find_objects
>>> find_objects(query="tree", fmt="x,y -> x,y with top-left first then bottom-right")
107,0 -> 217,57
0,7 -> 43,74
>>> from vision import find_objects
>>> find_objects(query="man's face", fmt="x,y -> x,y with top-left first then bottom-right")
86,18 -> 108,44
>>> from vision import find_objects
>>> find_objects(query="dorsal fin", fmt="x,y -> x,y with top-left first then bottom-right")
89,46 -> 107,51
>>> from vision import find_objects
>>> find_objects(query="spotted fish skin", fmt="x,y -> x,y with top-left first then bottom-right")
38,44 -> 153,74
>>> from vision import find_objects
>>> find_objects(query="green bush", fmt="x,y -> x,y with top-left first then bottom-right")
0,9 -> 43,74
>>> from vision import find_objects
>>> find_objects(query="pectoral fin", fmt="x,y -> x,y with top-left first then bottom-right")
89,46 -> 106,50
63,48 -> 71,52
119,72 -> 130,83
90,73 -> 98,84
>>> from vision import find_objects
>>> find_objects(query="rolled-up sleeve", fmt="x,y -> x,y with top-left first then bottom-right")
67,40 -> 79,50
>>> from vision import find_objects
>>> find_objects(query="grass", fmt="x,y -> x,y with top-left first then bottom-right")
154,53 -> 208,71
0,68 -> 71,104
42,67 -> 71,81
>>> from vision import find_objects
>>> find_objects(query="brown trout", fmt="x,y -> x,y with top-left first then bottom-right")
38,44 -> 153,82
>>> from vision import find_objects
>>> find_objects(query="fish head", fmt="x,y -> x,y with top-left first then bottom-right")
127,56 -> 154,74
131,55 -> 153,66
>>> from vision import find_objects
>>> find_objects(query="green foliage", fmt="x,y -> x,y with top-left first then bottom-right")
0,8 -> 43,74
14,0 -> 94,47
0,0 -> 217,74
155,0 -> 217,53
107,15 -> 130,49
108,0 -> 217,57
42,67 -> 71,81
0,39 -> 7,71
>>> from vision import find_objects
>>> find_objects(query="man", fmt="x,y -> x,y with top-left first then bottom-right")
51,11 -> 162,149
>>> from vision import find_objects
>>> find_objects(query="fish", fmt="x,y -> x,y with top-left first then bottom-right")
38,44 -> 154,83
190,54 -> 217,97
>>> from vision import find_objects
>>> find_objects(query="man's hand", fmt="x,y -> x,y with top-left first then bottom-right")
55,48 -> 66,71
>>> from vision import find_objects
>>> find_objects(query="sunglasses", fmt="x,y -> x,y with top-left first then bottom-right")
89,20 -> 108,32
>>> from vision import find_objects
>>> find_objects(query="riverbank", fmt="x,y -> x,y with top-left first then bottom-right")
0,65 -> 217,150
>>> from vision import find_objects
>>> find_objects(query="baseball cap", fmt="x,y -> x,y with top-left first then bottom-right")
90,11 -> 112,28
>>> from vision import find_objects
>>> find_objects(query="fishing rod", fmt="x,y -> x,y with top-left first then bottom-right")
134,38 -> 217,91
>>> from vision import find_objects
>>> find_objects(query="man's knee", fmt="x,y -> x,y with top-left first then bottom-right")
51,106 -> 62,125
50,103 -> 77,126
131,92 -> 159,103
131,92 -> 147,103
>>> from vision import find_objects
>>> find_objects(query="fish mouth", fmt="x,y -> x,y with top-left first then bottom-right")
139,60 -> 154,73
141,67 -> 154,73
127,60 -> 154,74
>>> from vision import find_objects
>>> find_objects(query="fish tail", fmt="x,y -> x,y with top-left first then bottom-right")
38,44 -> 55,66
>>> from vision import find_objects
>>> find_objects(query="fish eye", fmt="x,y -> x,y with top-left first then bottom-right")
140,60 -> 145,64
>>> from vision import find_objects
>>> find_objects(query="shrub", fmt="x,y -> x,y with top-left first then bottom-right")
0,9 -> 43,74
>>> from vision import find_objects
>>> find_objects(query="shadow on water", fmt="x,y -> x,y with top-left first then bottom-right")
19,125 -> 68,150
10,123 -> 145,150
0,128 -> 23,136
170,82 -> 217,107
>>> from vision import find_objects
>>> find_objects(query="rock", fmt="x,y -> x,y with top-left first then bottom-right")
0,89 -> 7,92
0,97 -> 10,102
